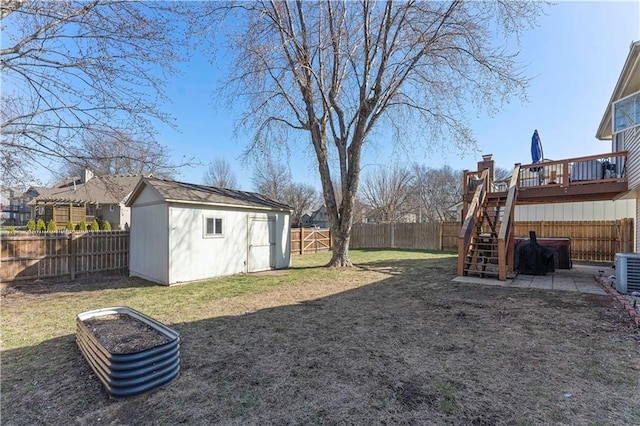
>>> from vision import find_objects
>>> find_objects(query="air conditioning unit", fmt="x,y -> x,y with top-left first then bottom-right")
615,253 -> 640,294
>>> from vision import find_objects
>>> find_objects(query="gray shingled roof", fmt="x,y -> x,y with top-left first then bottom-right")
32,174 -> 144,205
128,177 -> 291,211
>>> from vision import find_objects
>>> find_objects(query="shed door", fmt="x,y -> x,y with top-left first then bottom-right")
248,216 -> 276,272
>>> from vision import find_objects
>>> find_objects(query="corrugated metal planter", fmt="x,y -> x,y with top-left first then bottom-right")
76,306 -> 180,398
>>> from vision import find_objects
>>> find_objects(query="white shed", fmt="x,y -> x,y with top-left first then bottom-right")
126,177 -> 291,285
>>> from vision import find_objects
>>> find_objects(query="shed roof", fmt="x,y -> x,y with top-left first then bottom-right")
126,177 -> 291,212
32,174 -> 144,205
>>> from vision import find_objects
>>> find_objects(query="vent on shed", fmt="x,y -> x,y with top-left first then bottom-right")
615,253 -> 640,294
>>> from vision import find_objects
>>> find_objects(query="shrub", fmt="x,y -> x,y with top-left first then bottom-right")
101,220 -> 112,231
78,221 -> 88,231
36,218 -> 46,232
8,226 -> 15,233
26,218 -> 36,232
66,221 -> 75,231
90,219 -> 100,231
47,220 -> 57,232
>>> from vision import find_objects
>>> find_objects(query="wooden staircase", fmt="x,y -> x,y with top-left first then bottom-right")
458,165 -> 520,281
462,194 -> 506,278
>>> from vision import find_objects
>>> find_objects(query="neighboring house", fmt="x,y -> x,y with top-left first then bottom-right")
0,186 -> 44,226
596,40 -> 640,250
126,177 -> 292,285
0,186 -> 13,225
299,211 -> 313,227
30,169 -> 143,229
309,205 -> 330,228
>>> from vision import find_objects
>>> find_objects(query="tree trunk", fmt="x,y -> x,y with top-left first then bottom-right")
326,229 -> 353,267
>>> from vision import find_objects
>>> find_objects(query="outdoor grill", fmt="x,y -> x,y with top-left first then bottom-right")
514,231 -> 555,275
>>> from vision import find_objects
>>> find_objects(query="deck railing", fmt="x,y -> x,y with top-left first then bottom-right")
497,164 -> 520,280
457,169 -> 489,276
517,151 -> 627,189
463,151 -> 628,197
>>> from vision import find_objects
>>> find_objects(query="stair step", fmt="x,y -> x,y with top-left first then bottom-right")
468,245 -> 498,251
466,254 -> 499,259
464,269 -> 499,277
465,259 -> 499,265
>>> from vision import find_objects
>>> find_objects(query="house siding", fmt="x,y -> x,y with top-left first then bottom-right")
167,205 -> 290,285
625,127 -> 640,190
98,204 -> 131,230
168,205 -> 250,283
637,198 -> 640,252
514,199 -> 634,222
619,126 -> 640,252
129,188 -> 169,284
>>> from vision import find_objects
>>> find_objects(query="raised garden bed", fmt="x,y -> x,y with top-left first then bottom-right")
76,306 -> 180,398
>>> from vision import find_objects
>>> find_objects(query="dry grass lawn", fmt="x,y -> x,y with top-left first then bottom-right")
1,249 -> 639,425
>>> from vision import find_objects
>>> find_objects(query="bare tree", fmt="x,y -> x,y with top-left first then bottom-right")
494,167 -> 512,182
360,165 -> 415,223
58,129 -> 175,178
203,158 -> 238,189
195,1 -> 544,266
413,164 -> 462,222
252,159 -> 292,201
1,1 -> 187,185
281,183 -> 319,227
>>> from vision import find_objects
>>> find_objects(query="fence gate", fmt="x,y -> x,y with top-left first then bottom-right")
302,229 -> 331,254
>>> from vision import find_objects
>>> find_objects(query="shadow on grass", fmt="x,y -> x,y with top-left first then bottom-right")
354,251 -> 457,277
2,272 -> 161,296
2,256 -> 637,425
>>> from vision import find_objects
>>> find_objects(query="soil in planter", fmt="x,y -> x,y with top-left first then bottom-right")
83,314 -> 171,354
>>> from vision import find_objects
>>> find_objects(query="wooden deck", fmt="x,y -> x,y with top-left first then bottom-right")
464,151 -> 629,205
458,151 -> 630,281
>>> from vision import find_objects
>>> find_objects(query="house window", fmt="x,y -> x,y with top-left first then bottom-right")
109,204 -> 115,212
613,91 -> 640,134
204,217 -> 223,237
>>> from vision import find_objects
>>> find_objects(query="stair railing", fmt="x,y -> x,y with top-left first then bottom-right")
497,164 -> 520,280
457,169 -> 489,276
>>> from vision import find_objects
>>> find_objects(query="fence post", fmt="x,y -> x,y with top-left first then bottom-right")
300,228 -> 303,255
390,223 -> 395,248
314,229 -> 318,253
69,232 -> 76,280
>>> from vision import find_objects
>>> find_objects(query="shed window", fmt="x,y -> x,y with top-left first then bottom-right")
204,217 -> 223,237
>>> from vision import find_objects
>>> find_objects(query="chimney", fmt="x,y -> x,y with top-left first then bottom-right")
477,154 -> 494,180
81,168 -> 94,183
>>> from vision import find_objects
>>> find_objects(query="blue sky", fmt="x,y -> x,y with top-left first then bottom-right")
119,1 -> 640,190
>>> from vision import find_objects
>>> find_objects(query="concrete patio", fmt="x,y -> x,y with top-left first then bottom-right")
453,262 -> 611,295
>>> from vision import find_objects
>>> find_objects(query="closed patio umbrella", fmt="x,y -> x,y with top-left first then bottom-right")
530,129 -> 544,183
531,129 -> 543,165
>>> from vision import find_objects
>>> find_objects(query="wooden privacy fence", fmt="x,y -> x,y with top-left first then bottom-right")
350,222 -> 458,251
291,228 -> 331,255
1,231 -> 129,282
350,220 -> 634,262
512,220 -> 634,262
